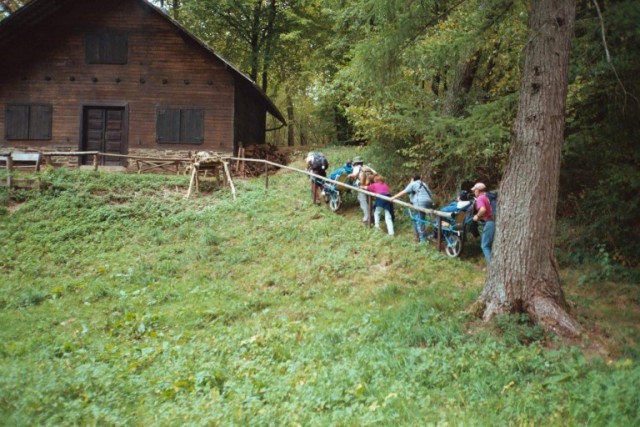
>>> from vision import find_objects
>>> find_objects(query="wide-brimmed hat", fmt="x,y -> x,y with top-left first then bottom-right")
471,182 -> 487,192
352,156 -> 363,164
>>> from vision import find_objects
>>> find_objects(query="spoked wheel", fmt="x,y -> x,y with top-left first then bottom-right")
444,234 -> 463,258
329,192 -> 342,212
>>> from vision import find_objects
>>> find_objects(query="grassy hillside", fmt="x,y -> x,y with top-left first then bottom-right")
0,151 -> 638,426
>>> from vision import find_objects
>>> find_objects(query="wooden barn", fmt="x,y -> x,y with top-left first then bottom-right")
0,0 -> 285,168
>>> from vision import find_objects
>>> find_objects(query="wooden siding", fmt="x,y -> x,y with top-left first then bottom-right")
234,81 -> 267,151
0,0 -> 238,157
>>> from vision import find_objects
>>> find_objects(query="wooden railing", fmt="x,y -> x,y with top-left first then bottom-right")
228,156 -> 454,251
1,150 -> 453,251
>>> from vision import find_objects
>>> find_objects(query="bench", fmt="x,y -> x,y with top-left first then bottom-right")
1,151 -> 42,188
135,158 -> 185,174
0,151 -> 41,171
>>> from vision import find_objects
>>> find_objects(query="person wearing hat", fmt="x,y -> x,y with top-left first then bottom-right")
426,190 -> 472,240
438,190 -> 472,218
348,156 -> 377,223
306,151 -> 328,205
391,175 -> 434,242
443,190 -> 471,211
471,182 -> 495,262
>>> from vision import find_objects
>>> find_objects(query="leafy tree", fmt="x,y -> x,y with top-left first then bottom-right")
177,0 -> 341,146
0,0 -> 29,19
177,0 -> 289,93
313,0 -> 528,190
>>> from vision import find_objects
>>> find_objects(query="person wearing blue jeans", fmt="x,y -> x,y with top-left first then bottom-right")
391,175 -> 434,242
471,182 -> 495,262
480,220 -> 495,262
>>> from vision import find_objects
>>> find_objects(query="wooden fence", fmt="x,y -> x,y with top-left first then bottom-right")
0,150 -> 454,251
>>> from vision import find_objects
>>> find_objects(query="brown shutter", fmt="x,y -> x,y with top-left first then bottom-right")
157,108 -> 180,143
29,105 -> 52,140
5,105 -> 29,140
104,33 -> 128,64
181,109 -> 204,144
85,34 -> 102,64
86,33 -> 128,64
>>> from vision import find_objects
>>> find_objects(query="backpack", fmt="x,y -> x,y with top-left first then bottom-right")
310,152 -> 329,171
486,191 -> 498,220
417,182 -> 433,201
358,165 -> 376,186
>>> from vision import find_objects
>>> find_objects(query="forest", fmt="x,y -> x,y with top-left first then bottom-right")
155,0 -> 639,270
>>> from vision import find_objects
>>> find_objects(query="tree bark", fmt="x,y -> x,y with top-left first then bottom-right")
248,0 -> 263,83
443,50 -> 481,117
172,0 -> 179,19
260,0 -> 277,92
481,0 -> 582,338
286,92 -> 295,147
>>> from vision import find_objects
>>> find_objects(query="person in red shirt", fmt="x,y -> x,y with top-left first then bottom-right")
366,174 -> 394,236
471,182 -> 495,263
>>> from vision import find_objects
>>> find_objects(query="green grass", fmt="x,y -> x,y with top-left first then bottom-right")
0,156 -> 639,426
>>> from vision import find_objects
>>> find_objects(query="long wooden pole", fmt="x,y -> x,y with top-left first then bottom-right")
6,155 -> 13,189
227,156 -> 454,219
222,161 -> 236,200
186,167 -> 197,198
43,151 -> 193,163
37,150 -> 452,220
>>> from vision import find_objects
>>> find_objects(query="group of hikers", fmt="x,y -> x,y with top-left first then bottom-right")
305,152 -> 495,263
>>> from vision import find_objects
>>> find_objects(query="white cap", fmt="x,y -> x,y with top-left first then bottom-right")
471,182 -> 487,192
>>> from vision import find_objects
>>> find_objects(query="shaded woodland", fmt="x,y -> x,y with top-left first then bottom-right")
168,0 -> 639,269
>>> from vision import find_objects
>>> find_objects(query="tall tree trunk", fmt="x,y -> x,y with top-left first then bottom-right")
481,0 -> 582,338
299,129 -> 307,146
172,0 -> 179,19
286,92 -> 295,147
249,1 -> 263,83
261,0 -> 277,92
443,50 -> 481,116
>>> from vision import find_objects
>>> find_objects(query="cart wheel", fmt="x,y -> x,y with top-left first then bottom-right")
329,193 -> 342,211
445,234 -> 463,257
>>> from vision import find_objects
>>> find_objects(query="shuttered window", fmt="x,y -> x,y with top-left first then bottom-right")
85,33 -> 128,64
156,108 -> 204,144
5,104 -> 52,140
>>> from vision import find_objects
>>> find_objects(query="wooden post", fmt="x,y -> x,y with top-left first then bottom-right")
186,166 -> 197,198
92,154 -> 99,171
265,162 -> 269,189
367,195 -> 372,227
7,155 -> 13,189
241,148 -> 246,177
235,146 -> 241,172
222,161 -> 236,200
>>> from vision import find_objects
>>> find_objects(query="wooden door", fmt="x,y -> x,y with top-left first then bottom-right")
82,106 -> 126,165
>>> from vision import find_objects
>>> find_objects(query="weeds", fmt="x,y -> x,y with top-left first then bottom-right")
0,158 -> 638,425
